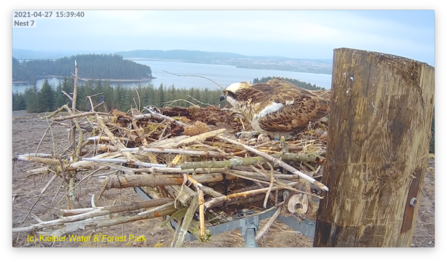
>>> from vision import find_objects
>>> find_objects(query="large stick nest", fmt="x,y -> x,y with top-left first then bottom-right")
13,104 -> 329,244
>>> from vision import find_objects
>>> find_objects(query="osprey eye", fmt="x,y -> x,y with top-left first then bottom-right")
225,91 -> 229,95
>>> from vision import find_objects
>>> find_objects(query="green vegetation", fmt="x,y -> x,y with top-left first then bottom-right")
13,78 -> 222,113
13,57 -> 35,81
12,54 -> 152,82
253,76 -> 326,90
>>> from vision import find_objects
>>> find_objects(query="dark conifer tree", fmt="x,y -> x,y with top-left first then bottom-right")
38,79 -> 55,112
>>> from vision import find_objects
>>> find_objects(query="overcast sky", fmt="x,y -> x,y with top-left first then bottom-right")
12,10 -> 435,65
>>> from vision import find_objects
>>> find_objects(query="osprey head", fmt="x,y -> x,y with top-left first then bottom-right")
220,82 -> 251,106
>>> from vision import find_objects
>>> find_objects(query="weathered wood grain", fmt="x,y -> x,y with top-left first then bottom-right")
313,48 -> 434,247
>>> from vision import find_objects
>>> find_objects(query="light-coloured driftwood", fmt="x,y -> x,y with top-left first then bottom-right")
187,175 -> 206,239
80,157 -> 167,168
104,173 -> 237,189
44,203 -> 176,236
60,198 -> 172,216
51,111 -> 111,121
150,129 -> 225,148
203,182 -> 300,209
120,147 -> 229,158
171,195 -> 198,247
12,199 -> 172,233
255,206 -> 282,243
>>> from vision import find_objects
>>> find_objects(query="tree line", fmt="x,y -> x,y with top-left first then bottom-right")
13,54 -> 153,82
12,78 -> 222,113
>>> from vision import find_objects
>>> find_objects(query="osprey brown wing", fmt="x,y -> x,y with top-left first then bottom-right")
256,80 -> 330,132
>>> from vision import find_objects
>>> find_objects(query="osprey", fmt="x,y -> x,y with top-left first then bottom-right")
220,79 -> 330,139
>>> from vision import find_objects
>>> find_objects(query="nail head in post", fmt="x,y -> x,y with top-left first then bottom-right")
410,197 -> 417,207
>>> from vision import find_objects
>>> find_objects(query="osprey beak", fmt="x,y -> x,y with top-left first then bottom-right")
220,94 -> 226,101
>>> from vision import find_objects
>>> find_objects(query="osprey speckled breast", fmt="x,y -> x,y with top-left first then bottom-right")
220,79 -> 330,139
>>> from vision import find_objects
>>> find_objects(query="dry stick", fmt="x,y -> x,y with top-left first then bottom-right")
231,169 -> 299,182
45,104 -> 69,119
195,141 -> 228,154
13,153 -> 53,161
62,91 -> 73,102
187,175 -> 205,239
154,129 -> 226,148
217,135 -> 329,192
203,179 -> 314,210
255,206 -> 282,243
73,198 -> 174,217
56,167 -> 108,205
14,156 -> 60,165
16,154 -> 120,172
131,118 -> 149,146
34,125 -> 52,157
86,96 -> 96,112
70,63 -> 79,160
171,195 -> 198,247
181,157 -> 264,170
96,117 -> 136,162
180,153 -> 323,170
120,147 -> 229,158
173,174 -> 188,209
163,98 -> 198,108
250,165 -> 270,179
224,170 -> 311,197
104,173 -> 236,189
51,181 -> 64,205
263,163 -> 275,209
80,157 -> 167,168
17,173 -> 58,228
162,70 -> 224,90
198,190 -> 205,239
44,116 -> 57,156
200,185 -> 224,198
116,166 -> 227,175
187,95 -> 215,107
87,136 -> 131,142
137,201 -> 176,216
13,200 -> 175,234
51,111 -> 111,121
54,105 -> 84,161
30,213 -> 44,223
135,88 -> 141,112
141,107 -> 188,127
41,173 -> 58,194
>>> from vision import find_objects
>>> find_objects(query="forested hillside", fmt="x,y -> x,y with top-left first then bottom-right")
12,54 -> 153,82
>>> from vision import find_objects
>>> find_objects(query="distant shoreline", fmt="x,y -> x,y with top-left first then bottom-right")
78,77 -> 154,82
13,76 -> 155,84
127,58 -> 333,75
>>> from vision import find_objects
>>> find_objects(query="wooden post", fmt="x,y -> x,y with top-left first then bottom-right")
313,48 -> 434,247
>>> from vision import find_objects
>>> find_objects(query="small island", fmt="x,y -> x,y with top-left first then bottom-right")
13,54 -> 153,83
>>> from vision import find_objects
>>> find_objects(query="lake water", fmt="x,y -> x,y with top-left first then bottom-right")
12,60 -> 332,93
